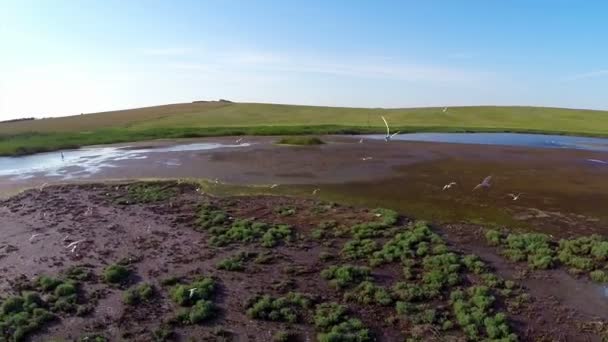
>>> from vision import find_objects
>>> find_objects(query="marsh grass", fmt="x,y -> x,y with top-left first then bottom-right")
245,292 -> 311,323
276,136 -> 325,145
485,230 -> 608,282
3,102 -> 608,156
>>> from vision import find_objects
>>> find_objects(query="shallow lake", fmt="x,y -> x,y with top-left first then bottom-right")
365,132 -> 608,152
0,142 -> 250,180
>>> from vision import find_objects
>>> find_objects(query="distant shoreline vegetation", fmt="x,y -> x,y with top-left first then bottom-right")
276,136 -> 325,145
0,117 -> 35,124
1,102 -> 607,156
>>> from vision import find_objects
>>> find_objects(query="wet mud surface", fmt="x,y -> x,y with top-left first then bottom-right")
0,182 -> 606,341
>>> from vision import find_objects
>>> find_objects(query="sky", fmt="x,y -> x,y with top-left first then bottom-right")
1,0 -> 608,120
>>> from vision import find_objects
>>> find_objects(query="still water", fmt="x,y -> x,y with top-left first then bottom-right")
0,142 -> 250,180
365,132 -> 608,152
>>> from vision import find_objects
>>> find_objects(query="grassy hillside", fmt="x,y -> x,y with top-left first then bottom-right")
1,101 -> 607,156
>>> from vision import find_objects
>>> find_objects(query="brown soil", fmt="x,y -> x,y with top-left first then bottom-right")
0,181 -> 606,341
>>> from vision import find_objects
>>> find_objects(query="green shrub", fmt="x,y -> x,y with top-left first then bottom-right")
64,266 -> 92,281
502,233 -> 555,269
274,206 -> 296,217
188,300 -> 215,323
261,224 -> 292,247
126,183 -> 175,203
103,264 -> 130,284
196,205 -> 229,231
277,136 -> 325,145
461,254 -> 487,274
313,303 -> 370,342
321,265 -> 371,289
54,283 -> 77,297
208,219 -> 291,248
0,294 -> 55,341
38,276 -> 62,291
170,277 -> 215,306
419,252 -> 461,297
217,253 -> 248,271
451,286 -> 516,341
246,293 -> 310,323
123,283 -> 155,305
485,229 -> 502,246
342,239 -> 379,260
590,270 -> 608,283
369,221 -> 442,266
344,281 -> 393,306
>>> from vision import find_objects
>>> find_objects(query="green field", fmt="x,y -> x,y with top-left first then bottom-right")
1,101 -> 607,156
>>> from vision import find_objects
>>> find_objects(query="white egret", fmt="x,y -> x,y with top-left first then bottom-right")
507,193 -> 522,201
442,182 -> 457,191
381,116 -> 400,142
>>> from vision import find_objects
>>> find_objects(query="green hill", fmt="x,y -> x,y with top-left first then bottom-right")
1,101 -> 607,156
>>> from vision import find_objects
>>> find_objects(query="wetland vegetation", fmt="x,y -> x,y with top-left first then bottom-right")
2,181 -> 605,340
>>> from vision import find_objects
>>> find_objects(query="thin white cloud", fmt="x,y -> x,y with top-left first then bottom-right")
142,47 -> 193,56
564,70 -> 608,81
166,50 -> 493,84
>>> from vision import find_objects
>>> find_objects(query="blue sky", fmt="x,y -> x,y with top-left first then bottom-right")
1,0 -> 607,119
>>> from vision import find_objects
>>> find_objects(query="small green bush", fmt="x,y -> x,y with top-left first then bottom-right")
188,300 -> 215,323
342,239 -> 379,260
123,283 -> 155,305
321,265 -> 371,289
170,277 -> 215,307
590,270 -> 608,283
276,136 -> 325,145
485,229 -> 502,246
344,281 -> 392,306
103,264 -> 130,284
126,183 -> 175,203
313,303 -> 371,342
502,233 -> 555,269
196,204 -> 229,231
246,292 -> 310,323
274,206 -> 296,217
217,254 -> 247,271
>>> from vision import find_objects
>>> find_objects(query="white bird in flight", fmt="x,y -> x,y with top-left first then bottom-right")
507,193 -> 522,201
442,182 -> 457,191
235,137 -> 243,144
473,176 -> 492,191
381,116 -> 400,142
361,157 -> 373,161
442,107 -> 448,113
29,234 -> 41,242
270,184 -> 279,189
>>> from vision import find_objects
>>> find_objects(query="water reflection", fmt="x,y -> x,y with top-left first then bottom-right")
365,133 -> 608,152
0,142 -> 249,180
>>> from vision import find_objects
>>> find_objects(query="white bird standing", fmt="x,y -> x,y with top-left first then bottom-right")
442,182 -> 457,191
312,188 -> 320,195
442,107 -> 448,113
270,184 -> 279,189
361,157 -> 373,161
381,116 -> 400,142
507,193 -> 522,201
473,176 -> 492,191
188,288 -> 198,298
359,138 -> 364,144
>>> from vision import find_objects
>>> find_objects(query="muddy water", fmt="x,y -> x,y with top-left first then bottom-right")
1,135 -> 608,236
